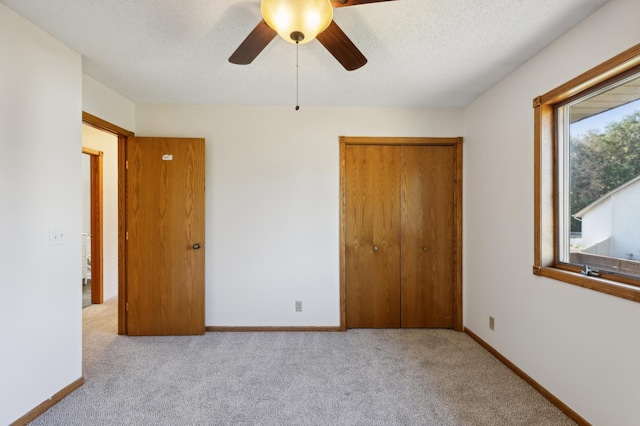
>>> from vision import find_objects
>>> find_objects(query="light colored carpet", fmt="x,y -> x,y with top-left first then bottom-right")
31,299 -> 574,425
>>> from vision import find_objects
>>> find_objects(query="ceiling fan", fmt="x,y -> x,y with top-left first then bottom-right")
229,0 -> 396,71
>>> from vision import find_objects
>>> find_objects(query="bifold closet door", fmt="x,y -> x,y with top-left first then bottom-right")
400,146 -> 455,328
345,145 -> 401,328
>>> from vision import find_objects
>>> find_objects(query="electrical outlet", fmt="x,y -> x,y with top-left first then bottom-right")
295,300 -> 303,312
489,316 -> 495,331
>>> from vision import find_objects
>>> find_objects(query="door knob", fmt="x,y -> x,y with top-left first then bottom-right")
373,246 -> 379,252
423,247 -> 428,252
192,243 -> 201,250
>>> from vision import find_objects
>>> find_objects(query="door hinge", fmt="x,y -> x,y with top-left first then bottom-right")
126,302 -> 129,312
126,231 -> 129,241
126,160 -> 129,170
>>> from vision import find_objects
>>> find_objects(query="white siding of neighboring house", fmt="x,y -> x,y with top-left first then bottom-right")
612,178 -> 640,260
581,197 -> 612,255
580,176 -> 640,260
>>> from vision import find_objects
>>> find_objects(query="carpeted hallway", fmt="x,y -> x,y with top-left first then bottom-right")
31,299 -> 574,425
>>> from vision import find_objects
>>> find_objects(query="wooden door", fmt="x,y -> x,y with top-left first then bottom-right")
341,137 -> 462,331
401,146 -> 455,327
126,137 -> 205,335
345,145 -> 401,328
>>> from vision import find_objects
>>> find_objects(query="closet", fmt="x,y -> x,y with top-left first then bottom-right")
340,137 -> 462,330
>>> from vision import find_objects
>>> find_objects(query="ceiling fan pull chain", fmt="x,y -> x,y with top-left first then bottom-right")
295,40 -> 300,111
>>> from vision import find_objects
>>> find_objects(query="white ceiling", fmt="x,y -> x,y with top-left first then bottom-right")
2,0 -> 609,108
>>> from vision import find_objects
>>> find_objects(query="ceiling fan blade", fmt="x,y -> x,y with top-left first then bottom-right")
316,20 -> 367,71
331,0 -> 396,8
229,20 -> 277,65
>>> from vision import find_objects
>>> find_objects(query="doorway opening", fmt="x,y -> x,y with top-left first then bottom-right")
82,112 -> 134,334
81,148 -> 103,307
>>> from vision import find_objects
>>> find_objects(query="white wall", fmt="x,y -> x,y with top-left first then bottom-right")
463,0 -> 640,424
83,73 -> 135,133
82,124 -> 119,301
82,154 -> 91,238
135,105 -> 463,326
0,4 -> 83,425
82,153 -> 91,277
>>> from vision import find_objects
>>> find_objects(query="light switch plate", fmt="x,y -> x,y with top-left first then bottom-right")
49,227 -> 67,246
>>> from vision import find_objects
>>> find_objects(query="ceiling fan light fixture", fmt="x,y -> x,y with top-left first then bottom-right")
261,0 -> 333,44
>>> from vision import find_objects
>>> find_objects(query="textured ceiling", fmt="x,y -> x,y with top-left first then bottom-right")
2,0 -> 609,107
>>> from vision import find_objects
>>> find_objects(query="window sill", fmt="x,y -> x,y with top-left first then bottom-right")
533,266 -> 640,303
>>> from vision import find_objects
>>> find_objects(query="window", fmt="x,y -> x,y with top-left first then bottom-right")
534,43 -> 640,303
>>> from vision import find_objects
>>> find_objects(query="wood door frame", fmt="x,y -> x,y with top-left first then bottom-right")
339,136 -> 463,331
82,112 -> 134,335
82,146 -> 104,304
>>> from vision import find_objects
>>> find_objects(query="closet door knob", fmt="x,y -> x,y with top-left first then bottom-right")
423,247 -> 428,252
193,243 -> 201,250
373,246 -> 379,252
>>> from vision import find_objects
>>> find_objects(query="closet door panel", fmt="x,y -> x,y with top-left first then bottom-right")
345,145 -> 401,328
401,146 -> 455,328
